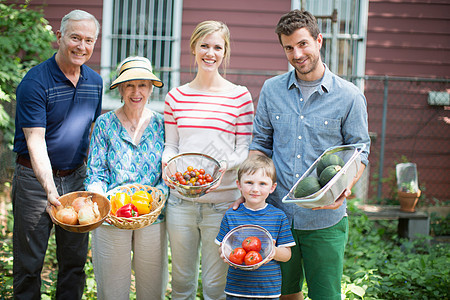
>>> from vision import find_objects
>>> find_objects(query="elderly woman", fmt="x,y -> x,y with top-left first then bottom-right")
85,56 -> 168,300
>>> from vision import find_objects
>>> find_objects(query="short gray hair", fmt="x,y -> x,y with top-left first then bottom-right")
60,10 -> 100,38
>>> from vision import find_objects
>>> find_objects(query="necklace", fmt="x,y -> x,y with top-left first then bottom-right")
122,109 -> 138,132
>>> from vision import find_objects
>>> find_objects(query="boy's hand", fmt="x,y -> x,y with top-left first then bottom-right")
264,240 -> 276,263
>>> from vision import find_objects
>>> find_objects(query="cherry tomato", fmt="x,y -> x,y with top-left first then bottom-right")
205,175 -> 213,183
189,177 -> 197,184
199,169 -> 206,175
179,178 -> 187,185
242,236 -> 262,252
187,166 -> 193,172
228,247 -> 247,265
175,172 -> 182,177
244,250 -> 263,265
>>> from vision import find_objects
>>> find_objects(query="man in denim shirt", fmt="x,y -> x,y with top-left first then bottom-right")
248,10 -> 370,300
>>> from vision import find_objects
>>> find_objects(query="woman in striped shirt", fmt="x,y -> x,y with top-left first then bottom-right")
162,20 -> 254,300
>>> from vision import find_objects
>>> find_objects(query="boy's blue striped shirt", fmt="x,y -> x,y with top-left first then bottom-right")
216,203 -> 295,298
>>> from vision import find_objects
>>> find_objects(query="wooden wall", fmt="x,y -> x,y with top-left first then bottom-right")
365,0 -> 450,201
180,0 -> 291,101
365,0 -> 450,78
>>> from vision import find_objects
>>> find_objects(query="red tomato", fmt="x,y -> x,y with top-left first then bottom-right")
205,174 -> 213,182
228,247 -> 247,265
244,250 -> 263,265
199,169 -> 206,175
242,236 -> 262,252
175,172 -> 182,177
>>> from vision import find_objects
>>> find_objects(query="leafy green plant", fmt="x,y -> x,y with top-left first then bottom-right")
430,212 -> 450,236
0,1 -> 56,148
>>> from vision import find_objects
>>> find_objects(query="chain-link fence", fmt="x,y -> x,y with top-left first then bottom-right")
355,76 -> 450,204
2,73 -> 449,204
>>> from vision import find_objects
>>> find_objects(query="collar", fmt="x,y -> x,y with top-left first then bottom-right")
243,203 -> 268,211
287,63 -> 332,94
49,53 -> 88,84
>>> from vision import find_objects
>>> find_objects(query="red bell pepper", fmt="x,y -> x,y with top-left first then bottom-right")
115,203 -> 139,218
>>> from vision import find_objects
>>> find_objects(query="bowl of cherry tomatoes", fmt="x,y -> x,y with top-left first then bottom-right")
221,224 -> 274,271
165,152 -> 222,198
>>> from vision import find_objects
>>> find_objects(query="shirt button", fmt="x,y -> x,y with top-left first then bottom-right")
297,154 -> 301,159
296,174 -> 299,178
298,136 -> 302,140
300,98 -> 303,102
300,115 -> 304,119
276,115 -> 280,120
324,121 -> 328,125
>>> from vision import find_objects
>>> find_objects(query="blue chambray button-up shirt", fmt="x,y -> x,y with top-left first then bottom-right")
250,65 -> 370,230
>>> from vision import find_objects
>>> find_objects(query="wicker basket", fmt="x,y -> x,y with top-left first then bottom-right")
106,184 -> 165,230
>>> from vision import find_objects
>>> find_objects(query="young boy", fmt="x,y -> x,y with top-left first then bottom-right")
216,155 -> 295,299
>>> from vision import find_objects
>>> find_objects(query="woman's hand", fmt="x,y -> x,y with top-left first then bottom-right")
205,160 -> 228,193
161,161 -> 176,189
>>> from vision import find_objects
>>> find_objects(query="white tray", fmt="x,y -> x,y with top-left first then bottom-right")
282,143 -> 366,208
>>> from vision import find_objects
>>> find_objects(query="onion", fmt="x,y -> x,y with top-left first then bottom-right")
71,196 -> 93,213
78,202 -> 101,225
55,206 -> 78,225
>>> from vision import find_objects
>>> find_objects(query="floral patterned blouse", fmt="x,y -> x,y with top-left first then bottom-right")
85,110 -> 168,222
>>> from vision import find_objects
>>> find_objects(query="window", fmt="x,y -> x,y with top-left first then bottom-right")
292,0 -> 369,79
101,0 -> 182,110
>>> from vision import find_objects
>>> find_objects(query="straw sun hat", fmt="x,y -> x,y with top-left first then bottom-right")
110,58 -> 164,89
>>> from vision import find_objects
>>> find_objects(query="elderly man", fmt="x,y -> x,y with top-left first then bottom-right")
12,10 -> 102,299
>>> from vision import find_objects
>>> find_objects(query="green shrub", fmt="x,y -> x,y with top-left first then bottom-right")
0,1 -> 55,148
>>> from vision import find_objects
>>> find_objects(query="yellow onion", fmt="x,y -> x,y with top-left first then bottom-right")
78,202 -> 101,225
55,206 -> 78,225
71,196 -> 93,213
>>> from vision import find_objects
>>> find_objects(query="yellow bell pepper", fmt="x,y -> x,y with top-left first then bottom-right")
131,191 -> 152,215
111,192 -> 131,215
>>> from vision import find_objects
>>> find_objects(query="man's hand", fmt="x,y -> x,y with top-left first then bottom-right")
231,195 -> 244,210
46,193 -> 61,216
312,187 -> 351,210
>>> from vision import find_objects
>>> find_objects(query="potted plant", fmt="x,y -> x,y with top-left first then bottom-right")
398,181 -> 421,212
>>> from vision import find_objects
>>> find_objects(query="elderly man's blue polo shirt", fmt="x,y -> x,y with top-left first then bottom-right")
250,65 -> 370,230
13,54 -> 103,170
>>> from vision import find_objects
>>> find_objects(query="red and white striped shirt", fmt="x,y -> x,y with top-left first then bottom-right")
163,83 -> 254,203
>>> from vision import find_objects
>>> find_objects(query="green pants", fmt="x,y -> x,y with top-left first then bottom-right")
280,217 -> 348,300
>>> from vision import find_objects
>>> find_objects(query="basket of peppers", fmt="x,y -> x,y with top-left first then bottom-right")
105,184 -> 165,230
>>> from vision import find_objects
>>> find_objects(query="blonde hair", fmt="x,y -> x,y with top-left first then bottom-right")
189,20 -> 231,71
238,155 -> 277,183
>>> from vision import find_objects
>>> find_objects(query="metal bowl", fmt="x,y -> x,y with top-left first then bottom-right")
164,152 -> 222,198
221,224 -> 274,271
49,191 -> 110,233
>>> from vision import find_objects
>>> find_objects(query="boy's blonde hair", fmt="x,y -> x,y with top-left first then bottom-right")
237,155 -> 277,183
